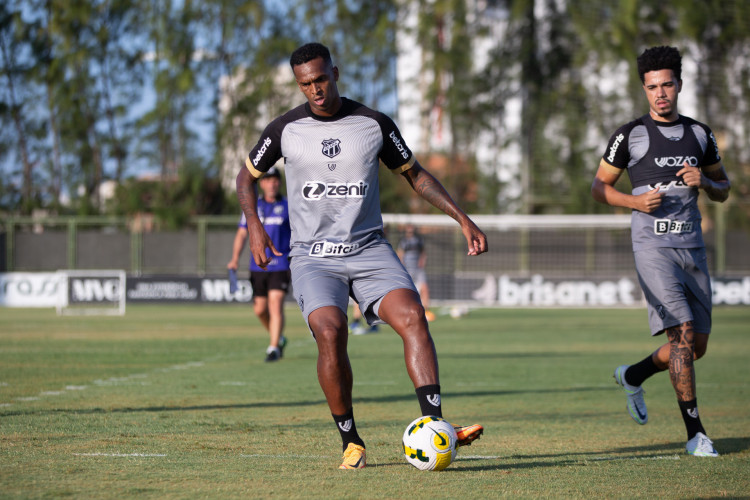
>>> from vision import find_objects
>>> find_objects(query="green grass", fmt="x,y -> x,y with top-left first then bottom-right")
1,305 -> 749,499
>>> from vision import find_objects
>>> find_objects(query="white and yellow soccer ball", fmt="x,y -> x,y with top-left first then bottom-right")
402,416 -> 458,471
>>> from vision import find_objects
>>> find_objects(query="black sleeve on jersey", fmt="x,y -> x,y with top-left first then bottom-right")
690,119 -> 722,166
246,105 -> 306,174
371,112 -> 414,170
601,118 -> 641,169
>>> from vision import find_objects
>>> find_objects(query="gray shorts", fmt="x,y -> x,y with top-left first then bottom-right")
634,247 -> 712,335
290,239 -> 418,328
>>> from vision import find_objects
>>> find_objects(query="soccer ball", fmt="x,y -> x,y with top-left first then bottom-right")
402,416 -> 458,471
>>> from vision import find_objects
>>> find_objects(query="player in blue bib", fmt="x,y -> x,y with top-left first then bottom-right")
592,46 -> 730,457
228,166 -> 291,362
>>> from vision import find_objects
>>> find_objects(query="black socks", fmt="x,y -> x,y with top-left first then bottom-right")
625,355 -> 661,387
332,408 -> 365,451
416,384 -> 442,417
678,399 -> 706,440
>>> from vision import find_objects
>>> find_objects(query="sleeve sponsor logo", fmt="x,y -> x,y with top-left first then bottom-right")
709,132 -> 720,158
251,137 -> 273,167
389,130 -> 410,160
302,181 -> 368,200
607,133 -> 625,163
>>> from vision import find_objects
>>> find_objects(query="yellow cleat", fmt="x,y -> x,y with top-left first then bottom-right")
454,424 -> 484,447
425,310 -> 436,322
339,443 -> 366,469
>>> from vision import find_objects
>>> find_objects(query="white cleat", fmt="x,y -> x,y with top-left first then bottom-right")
686,432 -> 719,457
613,365 -> 648,425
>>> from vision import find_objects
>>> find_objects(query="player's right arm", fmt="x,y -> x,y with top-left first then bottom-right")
591,159 -> 663,213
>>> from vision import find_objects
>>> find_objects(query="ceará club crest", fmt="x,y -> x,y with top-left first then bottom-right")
322,138 -> 341,158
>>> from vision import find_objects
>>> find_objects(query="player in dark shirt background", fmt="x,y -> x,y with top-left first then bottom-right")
228,166 -> 291,362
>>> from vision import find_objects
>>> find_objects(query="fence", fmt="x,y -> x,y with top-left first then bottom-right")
2,213 -> 748,276
3,212 -> 749,307
0,214 -> 750,276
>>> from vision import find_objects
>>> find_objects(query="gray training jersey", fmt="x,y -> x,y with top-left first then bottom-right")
245,98 -> 415,258
602,114 -> 721,251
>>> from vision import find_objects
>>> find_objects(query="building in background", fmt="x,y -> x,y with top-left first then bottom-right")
218,65 -> 296,192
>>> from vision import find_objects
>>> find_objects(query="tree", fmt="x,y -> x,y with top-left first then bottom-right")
676,0 -> 750,209
0,5 -> 38,214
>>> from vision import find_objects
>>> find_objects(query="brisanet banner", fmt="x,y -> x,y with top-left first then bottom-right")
1,273 -> 748,307
462,274 -> 750,307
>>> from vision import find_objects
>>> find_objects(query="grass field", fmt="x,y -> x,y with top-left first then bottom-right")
1,305 -> 749,499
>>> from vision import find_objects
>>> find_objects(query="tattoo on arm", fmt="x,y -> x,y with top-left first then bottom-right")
406,168 -> 461,221
236,173 -> 258,220
703,167 -> 730,202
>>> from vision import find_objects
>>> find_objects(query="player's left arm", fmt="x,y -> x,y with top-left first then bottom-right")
677,161 -> 731,202
401,162 -> 488,256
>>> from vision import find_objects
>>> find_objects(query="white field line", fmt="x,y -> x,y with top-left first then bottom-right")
588,454 -> 681,462
74,453 -> 167,457
241,453 -> 335,459
2,360 -> 211,408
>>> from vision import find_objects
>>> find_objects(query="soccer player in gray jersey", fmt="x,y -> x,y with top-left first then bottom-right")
236,43 -> 488,469
591,46 -> 730,457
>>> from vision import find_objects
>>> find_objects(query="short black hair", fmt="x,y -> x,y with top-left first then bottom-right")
637,46 -> 682,83
289,43 -> 333,68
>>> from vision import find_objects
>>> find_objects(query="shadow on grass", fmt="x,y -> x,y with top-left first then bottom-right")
436,351 -> 585,360
0,386 -> 614,417
440,436 -> 750,472
293,436 -> 750,471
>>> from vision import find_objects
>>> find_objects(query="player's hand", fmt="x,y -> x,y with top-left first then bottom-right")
634,188 -> 663,213
676,162 -> 704,188
247,224 -> 282,270
227,260 -> 238,270
462,221 -> 488,256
